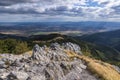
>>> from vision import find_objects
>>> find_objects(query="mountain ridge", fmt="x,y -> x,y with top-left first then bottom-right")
0,42 -> 120,80
0,33 -> 120,67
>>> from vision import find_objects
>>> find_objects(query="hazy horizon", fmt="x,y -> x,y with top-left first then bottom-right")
0,21 -> 120,23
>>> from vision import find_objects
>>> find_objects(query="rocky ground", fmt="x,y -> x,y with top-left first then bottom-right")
0,42 -> 99,80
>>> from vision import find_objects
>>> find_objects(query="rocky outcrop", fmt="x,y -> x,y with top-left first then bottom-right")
0,42 -> 98,80
62,42 -> 82,55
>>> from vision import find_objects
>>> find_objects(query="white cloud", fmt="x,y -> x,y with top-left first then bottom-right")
0,0 -> 120,22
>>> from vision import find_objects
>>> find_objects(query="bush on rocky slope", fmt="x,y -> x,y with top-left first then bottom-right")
0,39 -> 29,54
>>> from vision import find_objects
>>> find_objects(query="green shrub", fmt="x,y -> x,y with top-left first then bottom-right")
0,39 -> 30,54
14,41 -> 29,54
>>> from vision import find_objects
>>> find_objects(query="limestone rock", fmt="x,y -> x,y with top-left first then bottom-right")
0,42 -> 98,80
0,71 -> 29,80
62,42 -> 82,55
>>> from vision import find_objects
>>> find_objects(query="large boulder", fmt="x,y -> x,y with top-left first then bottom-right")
31,44 -> 47,61
50,43 -> 61,50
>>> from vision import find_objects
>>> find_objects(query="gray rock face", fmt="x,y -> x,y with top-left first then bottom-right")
31,44 -> 47,61
62,42 -> 82,55
0,42 -> 98,80
6,71 -> 29,80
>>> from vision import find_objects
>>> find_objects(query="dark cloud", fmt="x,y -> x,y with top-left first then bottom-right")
0,0 -> 57,6
0,0 -> 30,6
0,7 -> 39,14
111,5 -> 120,14
0,5 -> 82,16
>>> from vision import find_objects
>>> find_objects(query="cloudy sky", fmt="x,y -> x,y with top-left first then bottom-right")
0,0 -> 120,22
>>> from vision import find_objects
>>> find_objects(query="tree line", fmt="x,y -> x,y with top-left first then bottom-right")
0,39 -> 30,54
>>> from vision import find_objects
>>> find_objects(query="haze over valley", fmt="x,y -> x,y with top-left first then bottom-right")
0,21 -> 120,36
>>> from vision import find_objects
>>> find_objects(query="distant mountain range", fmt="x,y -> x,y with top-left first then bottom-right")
0,21 -> 120,36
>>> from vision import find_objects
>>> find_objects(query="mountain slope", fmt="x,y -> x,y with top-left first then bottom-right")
0,43 -> 98,80
30,34 -> 120,67
79,29 -> 120,52
0,42 -> 120,80
0,33 -> 120,67
0,33 -> 28,40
